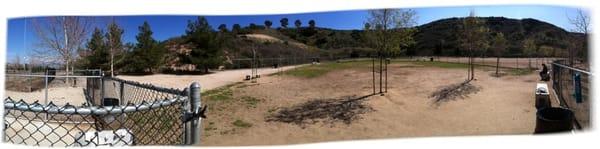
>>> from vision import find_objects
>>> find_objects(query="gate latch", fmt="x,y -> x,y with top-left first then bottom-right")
184,105 -> 207,122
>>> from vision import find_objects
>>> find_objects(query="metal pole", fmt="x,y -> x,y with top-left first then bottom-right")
45,75 -> 49,105
187,82 -> 201,145
101,74 -> 105,106
120,81 -> 125,105
45,74 -> 49,120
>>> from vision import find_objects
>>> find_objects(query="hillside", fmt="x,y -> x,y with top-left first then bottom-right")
161,17 -> 587,71
413,17 -> 585,56
270,17 -> 586,58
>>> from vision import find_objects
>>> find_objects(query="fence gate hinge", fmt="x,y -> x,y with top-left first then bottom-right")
184,105 -> 207,122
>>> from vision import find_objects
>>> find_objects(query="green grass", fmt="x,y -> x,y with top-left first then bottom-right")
242,96 -> 261,108
232,119 -> 252,128
204,85 -> 234,101
508,68 -> 534,75
411,61 -> 470,69
284,60 -> 372,78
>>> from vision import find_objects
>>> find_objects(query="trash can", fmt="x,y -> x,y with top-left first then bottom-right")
103,98 -> 120,106
535,83 -> 551,109
102,98 -> 120,123
534,107 -> 574,134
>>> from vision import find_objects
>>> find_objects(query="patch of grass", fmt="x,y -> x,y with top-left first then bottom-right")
284,60 -> 372,78
411,61 -> 470,69
232,119 -> 252,128
204,85 -> 234,101
242,96 -> 261,108
508,68 -> 534,75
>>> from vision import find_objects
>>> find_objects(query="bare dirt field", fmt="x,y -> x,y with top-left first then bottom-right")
197,61 -> 546,146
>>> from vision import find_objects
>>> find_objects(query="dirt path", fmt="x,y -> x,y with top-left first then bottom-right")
117,65 -> 304,92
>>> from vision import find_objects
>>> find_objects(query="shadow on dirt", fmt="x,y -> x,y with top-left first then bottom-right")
265,94 -> 375,128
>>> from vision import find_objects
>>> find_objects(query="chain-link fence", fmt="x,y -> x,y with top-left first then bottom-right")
435,56 -> 562,69
5,70 -> 102,107
3,75 -> 205,146
551,60 -> 592,129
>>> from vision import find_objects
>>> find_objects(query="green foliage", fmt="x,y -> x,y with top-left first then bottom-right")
264,20 -> 273,29
294,19 -> 302,28
181,16 -> 224,73
123,21 -> 164,73
414,17 -> 579,56
364,9 -> 418,57
83,28 -> 110,70
491,32 -> 507,57
280,18 -> 289,28
522,37 -> 537,57
460,13 -> 490,56
308,20 -> 316,29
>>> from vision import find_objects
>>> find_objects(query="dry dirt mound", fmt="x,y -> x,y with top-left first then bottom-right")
265,95 -> 373,128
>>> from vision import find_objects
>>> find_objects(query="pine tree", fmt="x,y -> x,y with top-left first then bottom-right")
182,16 -> 223,73
127,21 -> 163,73
85,28 -> 109,70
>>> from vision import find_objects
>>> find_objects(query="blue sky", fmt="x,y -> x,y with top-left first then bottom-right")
6,5 -> 588,62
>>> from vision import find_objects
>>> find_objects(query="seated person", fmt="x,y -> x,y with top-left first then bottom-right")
539,64 -> 550,81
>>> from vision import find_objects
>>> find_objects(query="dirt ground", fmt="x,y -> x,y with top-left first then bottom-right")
118,65 -> 302,92
198,62 -> 547,146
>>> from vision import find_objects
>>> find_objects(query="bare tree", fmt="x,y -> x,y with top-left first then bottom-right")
522,37 -> 536,69
366,9 -> 417,94
491,32 -> 507,76
33,16 -> 91,82
460,10 -> 488,81
567,9 -> 591,66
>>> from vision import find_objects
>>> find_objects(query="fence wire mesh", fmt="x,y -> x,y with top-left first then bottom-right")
551,60 -> 592,129
4,76 -> 193,147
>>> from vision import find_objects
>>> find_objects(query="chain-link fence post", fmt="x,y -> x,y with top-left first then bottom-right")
119,81 -> 125,105
185,82 -> 201,145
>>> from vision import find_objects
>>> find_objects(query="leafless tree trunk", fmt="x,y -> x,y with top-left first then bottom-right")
33,16 -> 91,84
567,9 -> 590,67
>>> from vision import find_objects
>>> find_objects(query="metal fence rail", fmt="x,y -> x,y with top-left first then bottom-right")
551,60 -> 592,129
3,77 -> 205,146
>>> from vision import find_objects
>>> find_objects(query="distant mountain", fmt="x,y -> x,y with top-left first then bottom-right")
273,17 -> 586,57
413,17 -> 585,56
